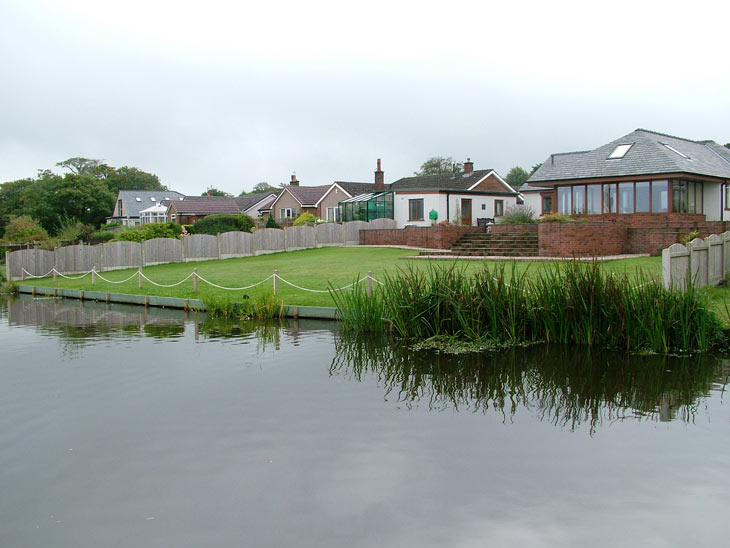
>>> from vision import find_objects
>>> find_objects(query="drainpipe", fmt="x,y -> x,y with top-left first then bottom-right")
446,191 -> 450,222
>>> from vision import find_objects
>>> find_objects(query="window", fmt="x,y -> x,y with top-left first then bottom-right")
635,182 -> 650,212
494,200 -> 504,217
408,199 -> 424,220
557,187 -> 571,215
619,182 -> 634,214
603,184 -> 617,213
572,185 -> 585,214
481,203 -> 486,210
150,197 -> 156,202
652,181 -> 668,213
586,184 -> 601,215
608,143 -> 633,159
542,195 -> 553,214
326,206 -> 339,222
280,207 -> 294,219
662,143 -> 689,159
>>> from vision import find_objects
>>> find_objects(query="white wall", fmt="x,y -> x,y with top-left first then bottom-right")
393,193 -> 519,228
520,192 -> 543,218
703,182 -> 723,221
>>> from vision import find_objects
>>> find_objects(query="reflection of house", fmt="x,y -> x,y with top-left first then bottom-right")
527,129 -> 730,221
108,190 -> 185,226
340,159 -> 519,228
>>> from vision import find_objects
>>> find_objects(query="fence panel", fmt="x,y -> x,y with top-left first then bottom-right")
315,223 -> 344,246
687,237 -> 709,287
6,249 -> 55,280
662,243 -> 690,290
343,221 -> 368,245
254,228 -> 285,255
218,231 -> 254,258
102,241 -> 142,271
368,218 -> 397,230
723,231 -> 730,278
183,234 -> 219,261
707,234 -> 723,286
144,238 -> 183,265
285,226 -> 315,251
55,244 -> 95,273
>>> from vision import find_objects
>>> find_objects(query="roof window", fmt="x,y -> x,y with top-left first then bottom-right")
608,143 -> 633,159
662,143 -> 689,159
135,197 -> 141,202
150,197 -> 156,201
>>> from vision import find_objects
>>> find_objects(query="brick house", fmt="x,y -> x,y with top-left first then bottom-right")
167,197 -> 243,225
108,190 -> 185,226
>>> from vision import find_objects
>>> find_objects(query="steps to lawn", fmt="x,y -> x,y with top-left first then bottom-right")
419,230 -> 539,257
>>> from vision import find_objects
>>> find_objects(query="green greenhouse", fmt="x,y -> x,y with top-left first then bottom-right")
338,191 -> 394,222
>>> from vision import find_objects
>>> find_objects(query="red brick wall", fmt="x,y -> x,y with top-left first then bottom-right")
490,224 -> 538,235
360,226 -> 483,249
539,221 -> 628,257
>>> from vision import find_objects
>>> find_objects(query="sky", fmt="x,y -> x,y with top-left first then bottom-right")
1,0 -> 729,196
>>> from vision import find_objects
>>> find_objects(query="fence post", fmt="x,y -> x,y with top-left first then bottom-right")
53,264 -> 57,283
193,268 -> 198,293
92,266 -> 96,285
274,269 -> 279,295
138,267 -> 143,289
367,270 -> 372,297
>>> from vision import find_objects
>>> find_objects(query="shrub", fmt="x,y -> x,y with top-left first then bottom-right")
540,213 -> 573,223
265,216 -> 280,229
498,204 -> 537,225
3,215 -> 48,243
100,220 -> 122,230
91,231 -> 115,243
681,230 -> 700,245
112,222 -> 182,242
190,214 -> 255,235
293,212 -> 317,226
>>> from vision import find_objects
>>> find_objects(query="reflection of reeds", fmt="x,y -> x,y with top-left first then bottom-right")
205,292 -> 280,321
333,262 -> 725,353
331,334 -> 727,432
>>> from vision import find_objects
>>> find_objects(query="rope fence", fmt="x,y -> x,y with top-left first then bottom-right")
19,266 -> 383,296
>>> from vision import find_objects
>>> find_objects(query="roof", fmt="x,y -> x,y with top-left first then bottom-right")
281,185 -> 331,207
340,191 -> 391,203
389,169 -> 517,193
118,190 -> 185,218
168,196 -> 242,215
256,195 -> 277,213
234,192 -> 277,211
139,203 -> 168,214
519,183 -> 553,192
333,181 -> 376,196
529,129 -> 730,183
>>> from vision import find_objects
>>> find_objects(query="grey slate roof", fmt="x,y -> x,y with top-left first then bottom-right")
529,129 -> 730,183
118,190 -> 185,218
334,181 -> 375,196
234,192 -> 277,211
390,169 -> 516,193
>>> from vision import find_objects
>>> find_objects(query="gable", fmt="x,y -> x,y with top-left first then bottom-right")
468,172 -> 517,193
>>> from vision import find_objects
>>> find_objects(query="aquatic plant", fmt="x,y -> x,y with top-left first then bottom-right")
329,278 -> 386,332
204,292 -> 281,320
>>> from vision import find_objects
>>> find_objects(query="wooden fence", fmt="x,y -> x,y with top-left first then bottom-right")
5,220 -> 397,281
662,232 -> 730,289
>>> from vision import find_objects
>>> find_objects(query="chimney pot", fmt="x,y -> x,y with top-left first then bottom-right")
374,158 -> 384,191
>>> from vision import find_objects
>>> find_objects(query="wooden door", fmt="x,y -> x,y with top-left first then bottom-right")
461,198 -> 472,226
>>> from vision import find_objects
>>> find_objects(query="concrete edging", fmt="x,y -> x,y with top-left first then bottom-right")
16,285 -> 338,320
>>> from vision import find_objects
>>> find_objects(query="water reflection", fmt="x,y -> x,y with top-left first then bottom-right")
331,334 -> 729,432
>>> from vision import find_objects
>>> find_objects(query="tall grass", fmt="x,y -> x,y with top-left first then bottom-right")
205,292 -> 281,320
329,279 -> 386,332
333,261 -> 726,354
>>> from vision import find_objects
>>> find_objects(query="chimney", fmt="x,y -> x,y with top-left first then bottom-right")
290,173 -> 299,186
374,158 -> 384,191
463,158 -> 474,175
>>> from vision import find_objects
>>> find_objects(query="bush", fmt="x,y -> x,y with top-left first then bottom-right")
681,230 -> 700,245
56,217 -> 95,243
112,222 -> 182,242
498,204 -> 537,225
190,214 -> 255,235
91,231 -> 115,243
100,220 -> 121,230
3,215 -> 48,243
265,216 -> 280,229
540,213 -> 573,223
293,212 -> 317,226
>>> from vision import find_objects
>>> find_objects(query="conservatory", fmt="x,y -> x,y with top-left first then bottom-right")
338,191 -> 394,222
139,203 -> 169,224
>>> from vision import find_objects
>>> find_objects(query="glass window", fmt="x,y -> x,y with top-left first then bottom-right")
542,195 -> 553,214
586,184 -> 601,215
672,181 -> 687,213
572,185 -> 585,214
635,182 -> 650,212
557,187 -> 571,215
603,184 -> 617,213
662,143 -> 689,158
408,199 -> 424,220
652,181 -> 668,213
494,200 -> 504,217
688,181 -> 696,214
619,182 -> 634,214
696,184 -> 703,214
608,144 -> 633,159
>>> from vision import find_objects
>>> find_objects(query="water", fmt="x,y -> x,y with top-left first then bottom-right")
1,296 -> 729,547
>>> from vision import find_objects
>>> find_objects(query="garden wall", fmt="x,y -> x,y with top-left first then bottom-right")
359,225 -> 483,249
5,221 -> 389,280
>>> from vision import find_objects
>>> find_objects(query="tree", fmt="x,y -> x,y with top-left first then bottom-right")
0,178 -> 34,236
105,166 -> 165,194
202,187 -> 231,197
56,157 -> 108,176
530,163 -> 542,176
415,157 -> 463,176
240,182 -> 278,196
725,143 -> 730,149
505,166 -> 530,187
3,215 -> 48,243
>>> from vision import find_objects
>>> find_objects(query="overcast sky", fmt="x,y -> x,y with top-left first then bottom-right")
1,0 -> 728,196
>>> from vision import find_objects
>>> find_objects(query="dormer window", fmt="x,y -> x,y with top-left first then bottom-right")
608,143 -> 633,159
662,143 -> 689,159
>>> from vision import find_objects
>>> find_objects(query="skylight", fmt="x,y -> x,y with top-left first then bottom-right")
662,143 -> 689,159
135,197 -> 141,202
150,197 -> 156,201
608,143 -> 633,159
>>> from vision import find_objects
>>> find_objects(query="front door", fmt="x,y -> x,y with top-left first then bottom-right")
461,198 -> 472,226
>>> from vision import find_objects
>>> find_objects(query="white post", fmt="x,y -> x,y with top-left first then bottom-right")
92,266 -> 96,285
367,270 -> 372,297
274,269 -> 279,295
138,267 -> 143,289
193,268 -> 198,293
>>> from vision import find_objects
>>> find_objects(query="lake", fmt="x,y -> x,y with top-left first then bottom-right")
1,296 -> 729,547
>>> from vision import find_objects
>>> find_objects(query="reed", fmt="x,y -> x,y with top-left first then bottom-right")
204,292 -> 281,320
329,278 -> 386,332
337,260 -> 726,354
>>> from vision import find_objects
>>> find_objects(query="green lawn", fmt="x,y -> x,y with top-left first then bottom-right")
14,247 -> 678,306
